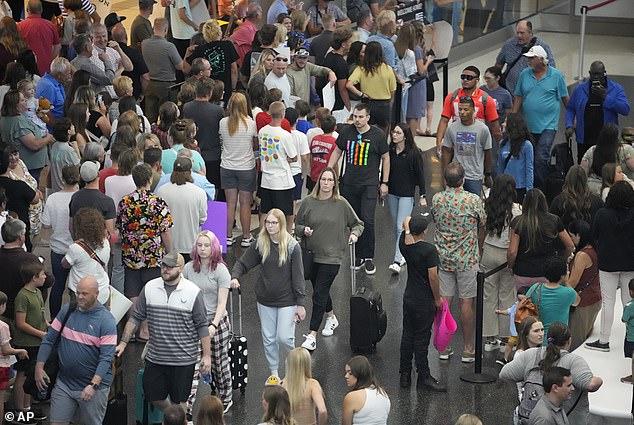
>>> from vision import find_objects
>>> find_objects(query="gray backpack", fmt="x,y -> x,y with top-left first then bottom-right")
517,350 -> 547,424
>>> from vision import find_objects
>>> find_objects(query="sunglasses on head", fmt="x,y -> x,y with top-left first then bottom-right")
275,57 -> 288,62
460,74 -> 477,81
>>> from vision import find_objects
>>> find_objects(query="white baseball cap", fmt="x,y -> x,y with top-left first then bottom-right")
523,45 -> 548,59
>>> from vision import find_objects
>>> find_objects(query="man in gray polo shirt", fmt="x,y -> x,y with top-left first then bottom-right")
141,17 -> 183,123
70,33 -> 115,94
529,367 -> 574,425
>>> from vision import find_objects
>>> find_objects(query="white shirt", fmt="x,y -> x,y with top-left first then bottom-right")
289,129 -> 309,175
156,182 -> 207,253
104,175 -> 136,212
41,191 -> 74,255
264,72 -> 291,106
64,240 -> 111,304
170,0 -> 197,40
258,124 -> 297,190
90,45 -> 122,71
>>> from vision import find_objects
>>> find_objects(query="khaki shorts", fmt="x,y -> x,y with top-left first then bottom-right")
439,269 -> 477,299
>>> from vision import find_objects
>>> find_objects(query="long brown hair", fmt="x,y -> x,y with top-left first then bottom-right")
0,17 -> 29,57
560,165 -> 593,222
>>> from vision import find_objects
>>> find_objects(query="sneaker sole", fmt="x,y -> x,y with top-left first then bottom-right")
301,344 -> 316,351
461,358 -> 476,363
223,400 -> 233,413
585,346 -> 610,352
365,268 -> 376,275
241,239 -> 254,247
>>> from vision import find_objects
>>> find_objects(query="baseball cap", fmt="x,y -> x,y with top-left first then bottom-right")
162,252 -> 185,268
295,47 -> 309,58
409,213 -> 430,236
80,161 -> 99,182
173,157 -> 192,172
523,45 -> 547,59
104,12 -> 126,28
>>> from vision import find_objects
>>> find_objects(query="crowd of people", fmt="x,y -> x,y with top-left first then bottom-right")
0,0 -> 631,423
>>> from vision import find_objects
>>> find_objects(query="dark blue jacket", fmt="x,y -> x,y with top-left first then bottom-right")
565,79 -> 630,145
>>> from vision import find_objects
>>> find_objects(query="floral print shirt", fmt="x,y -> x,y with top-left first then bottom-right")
432,187 -> 486,271
117,190 -> 173,269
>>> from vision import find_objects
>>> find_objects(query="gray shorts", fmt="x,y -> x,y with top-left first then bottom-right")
50,379 -> 109,425
439,269 -> 477,299
220,167 -> 257,192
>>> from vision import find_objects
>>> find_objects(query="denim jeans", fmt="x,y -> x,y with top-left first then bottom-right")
387,194 -> 414,264
340,184 -> 377,260
50,251 -> 69,318
531,130 -> 557,189
110,243 -> 124,294
256,303 -> 297,374
463,179 -> 482,196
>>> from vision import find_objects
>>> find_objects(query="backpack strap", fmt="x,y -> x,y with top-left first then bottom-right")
450,89 -> 488,117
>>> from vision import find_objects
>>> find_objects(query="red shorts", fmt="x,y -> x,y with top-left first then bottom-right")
0,366 -> 10,390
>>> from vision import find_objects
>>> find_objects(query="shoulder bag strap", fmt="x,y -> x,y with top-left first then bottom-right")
503,150 -> 513,171
566,390 -> 584,415
52,304 -> 76,349
76,240 -> 106,270
503,37 -> 537,77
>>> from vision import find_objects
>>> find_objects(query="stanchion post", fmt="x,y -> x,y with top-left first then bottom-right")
442,59 -> 449,101
460,270 -> 496,384
576,6 -> 588,81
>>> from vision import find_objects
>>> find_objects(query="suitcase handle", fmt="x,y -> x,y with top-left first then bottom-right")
229,288 -> 243,335
349,242 -> 356,294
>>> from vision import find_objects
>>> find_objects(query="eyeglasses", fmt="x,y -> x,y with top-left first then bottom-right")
275,57 -> 288,62
320,177 -> 335,182
265,220 -> 279,226
460,74 -> 477,81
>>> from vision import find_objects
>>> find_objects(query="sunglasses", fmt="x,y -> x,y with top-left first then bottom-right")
460,74 -> 477,81
275,57 -> 288,62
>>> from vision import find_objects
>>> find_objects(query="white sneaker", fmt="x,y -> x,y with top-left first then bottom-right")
388,262 -> 401,274
321,315 -> 339,336
301,334 -> 316,351
484,339 -> 501,352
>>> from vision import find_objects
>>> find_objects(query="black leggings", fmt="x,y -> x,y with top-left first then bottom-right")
308,263 -> 340,332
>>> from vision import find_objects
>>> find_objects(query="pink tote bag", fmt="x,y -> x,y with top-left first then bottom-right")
433,299 -> 457,352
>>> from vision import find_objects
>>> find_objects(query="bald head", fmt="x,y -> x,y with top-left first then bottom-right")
245,3 -> 262,21
78,276 -> 99,292
111,23 -> 127,43
589,61 -> 606,83
515,20 -> 533,44
444,162 -> 465,188
76,276 -> 100,310
27,0 -> 43,15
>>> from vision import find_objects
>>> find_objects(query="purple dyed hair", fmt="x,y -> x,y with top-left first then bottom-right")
190,230 -> 226,273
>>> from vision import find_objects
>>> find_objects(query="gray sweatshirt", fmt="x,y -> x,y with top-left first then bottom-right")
231,237 -> 305,308
295,196 -> 364,265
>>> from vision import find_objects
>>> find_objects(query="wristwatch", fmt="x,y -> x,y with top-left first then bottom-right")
90,382 -> 99,390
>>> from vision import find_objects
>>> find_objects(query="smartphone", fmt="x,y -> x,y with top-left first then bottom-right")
97,94 -> 103,105
591,80 -> 601,88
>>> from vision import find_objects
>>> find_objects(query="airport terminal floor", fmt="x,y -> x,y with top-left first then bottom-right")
20,4 -> 634,425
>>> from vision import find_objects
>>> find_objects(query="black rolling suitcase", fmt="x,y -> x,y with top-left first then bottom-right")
229,288 -> 248,393
349,243 -> 388,354
103,356 -> 127,425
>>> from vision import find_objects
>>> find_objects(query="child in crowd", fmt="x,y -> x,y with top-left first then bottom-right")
13,260 -> 49,417
307,114 -> 337,192
621,279 -> 634,384
211,80 -> 225,107
495,286 -> 530,364
17,79 -> 47,134
285,107 -> 310,215
306,107 -> 338,144
294,99 -> 313,134
0,290 -> 29,423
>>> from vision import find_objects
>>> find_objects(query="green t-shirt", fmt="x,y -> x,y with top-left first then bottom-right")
530,283 -> 577,339
13,287 -> 46,347
622,300 -> 634,342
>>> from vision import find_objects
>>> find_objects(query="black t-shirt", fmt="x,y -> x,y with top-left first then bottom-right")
120,42 -> 150,100
319,52 -> 348,111
336,124 -> 388,186
399,233 -> 438,305
549,193 -> 604,228
182,100 -> 224,161
583,86 -> 604,146
511,212 -> 565,277
69,188 -> 116,220
0,176 -> 36,231
188,41 -> 239,103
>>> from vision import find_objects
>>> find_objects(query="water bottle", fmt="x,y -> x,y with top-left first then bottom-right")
37,376 -> 50,400
201,372 -> 213,385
